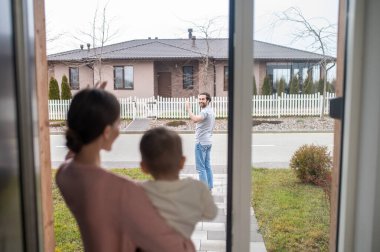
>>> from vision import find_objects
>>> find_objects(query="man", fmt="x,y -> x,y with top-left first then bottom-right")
186,92 -> 215,190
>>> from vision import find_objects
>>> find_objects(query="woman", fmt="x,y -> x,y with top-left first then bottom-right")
56,83 -> 195,252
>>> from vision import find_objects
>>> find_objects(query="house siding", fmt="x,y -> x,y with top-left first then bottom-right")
50,63 -> 94,96
258,62 -> 267,94
93,61 -> 154,98
155,60 -> 201,97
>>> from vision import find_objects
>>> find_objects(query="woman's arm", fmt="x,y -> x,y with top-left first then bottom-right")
121,183 -> 195,252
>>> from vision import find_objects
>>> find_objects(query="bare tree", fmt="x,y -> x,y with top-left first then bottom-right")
74,2 -> 118,83
187,17 -> 227,96
274,7 -> 337,118
45,20 -> 66,53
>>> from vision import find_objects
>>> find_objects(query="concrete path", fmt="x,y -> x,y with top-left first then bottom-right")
124,118 -> 152,131
181,171 -> 267,252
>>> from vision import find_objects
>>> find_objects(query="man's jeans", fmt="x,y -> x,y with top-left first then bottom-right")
195,143 -> 213,189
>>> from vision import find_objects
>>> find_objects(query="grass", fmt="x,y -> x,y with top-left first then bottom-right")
252,168 -> 330,252
53,168 -> 329,251
53,168 -> 150,252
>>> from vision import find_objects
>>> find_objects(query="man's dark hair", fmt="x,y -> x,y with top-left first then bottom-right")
66,88 -> 120,153
140,127 -> 183,176
199,92 -> 211,102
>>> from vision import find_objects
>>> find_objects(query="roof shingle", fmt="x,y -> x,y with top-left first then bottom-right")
48,38 -> 333,62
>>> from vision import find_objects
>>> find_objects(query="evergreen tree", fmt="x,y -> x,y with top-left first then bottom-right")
61,75 -> 72,100
261,76 -> 272,95
327,79 -> 336,93
317,78 -> 324,94
302,75 -> 314,94
289,75 -> 299,94
277,77 -> 286,96
48,76 -> 60,100
253,76 -> 257,95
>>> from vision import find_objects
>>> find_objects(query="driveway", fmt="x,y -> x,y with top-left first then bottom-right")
51,132 -> 334,169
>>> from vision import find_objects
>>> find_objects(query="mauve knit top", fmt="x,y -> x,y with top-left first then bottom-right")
56,160 -> 195,252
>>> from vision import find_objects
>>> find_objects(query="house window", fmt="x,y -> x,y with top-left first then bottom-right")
114,66 -> 134,89
183,66 -> 193,89
69,67 -> 79,89
224,66 -> 228,91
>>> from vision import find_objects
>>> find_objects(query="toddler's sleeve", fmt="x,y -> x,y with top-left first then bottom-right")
201,185 -> 218,220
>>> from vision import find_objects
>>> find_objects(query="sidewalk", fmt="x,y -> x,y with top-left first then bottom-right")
181,170 -> 267,252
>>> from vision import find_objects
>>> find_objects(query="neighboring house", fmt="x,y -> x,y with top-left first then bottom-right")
47,32 -> 334,98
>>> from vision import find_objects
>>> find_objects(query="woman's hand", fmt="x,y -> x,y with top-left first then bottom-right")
94,81 -> 107,89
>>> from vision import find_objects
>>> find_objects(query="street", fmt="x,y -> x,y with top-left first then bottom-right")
51,132 -> 334,168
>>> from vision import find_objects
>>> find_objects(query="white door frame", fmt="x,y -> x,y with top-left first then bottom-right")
227,0 -> 254,251
338,0 -> 380,251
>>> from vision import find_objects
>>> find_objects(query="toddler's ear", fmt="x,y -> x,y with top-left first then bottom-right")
102,125 -> 112,140
140,161 -> 150,174
179,156 -> 186,170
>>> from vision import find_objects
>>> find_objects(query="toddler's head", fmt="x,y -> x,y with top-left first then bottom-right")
140,127 -> 185,180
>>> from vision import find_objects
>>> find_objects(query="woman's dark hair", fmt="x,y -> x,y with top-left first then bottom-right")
66,88 -> 120,153
199,92 -> 211,102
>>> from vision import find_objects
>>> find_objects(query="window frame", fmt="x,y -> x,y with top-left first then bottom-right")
182,66 -> 194,89
113,65 -> 134,90
68,67 -> 80,90
224,66 -> 229,91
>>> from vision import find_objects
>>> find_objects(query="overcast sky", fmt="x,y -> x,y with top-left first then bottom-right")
45,0 -> 339,55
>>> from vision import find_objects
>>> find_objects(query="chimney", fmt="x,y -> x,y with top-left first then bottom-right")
80,44 -> 84,50
155,37 -> 158,39
192,36 -> 196,47
87,43 -> 91,51
188,28 -> 193,39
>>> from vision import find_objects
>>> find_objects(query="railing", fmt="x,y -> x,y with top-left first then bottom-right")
48,92 -> 336,120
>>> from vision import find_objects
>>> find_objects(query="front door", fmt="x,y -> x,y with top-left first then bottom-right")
157,72 -> 171,97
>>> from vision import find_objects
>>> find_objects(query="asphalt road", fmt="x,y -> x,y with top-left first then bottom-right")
51,132 -> 334,169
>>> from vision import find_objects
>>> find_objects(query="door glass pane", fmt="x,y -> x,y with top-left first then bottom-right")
0,0 -> 24,250
45,0 -> 230,251
251,0 -> 339,251
124,66 -> 133,89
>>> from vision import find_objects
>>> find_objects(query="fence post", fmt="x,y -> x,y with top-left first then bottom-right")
277,94 -> 281,118
319,94 -> 323,118
132,99 -> 136,120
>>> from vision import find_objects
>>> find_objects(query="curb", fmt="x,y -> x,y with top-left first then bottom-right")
50,130 -> 334,135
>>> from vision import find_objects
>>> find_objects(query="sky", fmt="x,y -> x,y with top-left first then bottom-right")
45,0 -> 339,57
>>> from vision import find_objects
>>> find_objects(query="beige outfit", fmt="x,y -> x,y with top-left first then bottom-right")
141,178 -> 218,238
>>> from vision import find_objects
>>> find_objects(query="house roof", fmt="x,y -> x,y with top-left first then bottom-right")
48,38 -> 333,62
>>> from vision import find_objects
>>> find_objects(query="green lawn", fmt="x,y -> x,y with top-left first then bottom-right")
53,168 -> 329,252
252,168 -> 330,251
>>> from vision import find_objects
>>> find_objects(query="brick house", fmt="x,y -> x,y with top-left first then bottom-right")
47,35 -> 332,98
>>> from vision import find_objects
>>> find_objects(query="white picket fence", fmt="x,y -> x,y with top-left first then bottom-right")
48,92 -> 336,120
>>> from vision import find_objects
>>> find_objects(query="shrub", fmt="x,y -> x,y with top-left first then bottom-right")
165,121 -> 187,127
261,76 -> 272,95
317,78 -> 324,94
61,75 -> 72,100
277,77 -> 286,96
289,75 -> 299,94
290,144 -> 332,186
253,76 -> 257,95
48,77 -> 60,100
327,79 -> 336,93
302,75 -> 314,94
